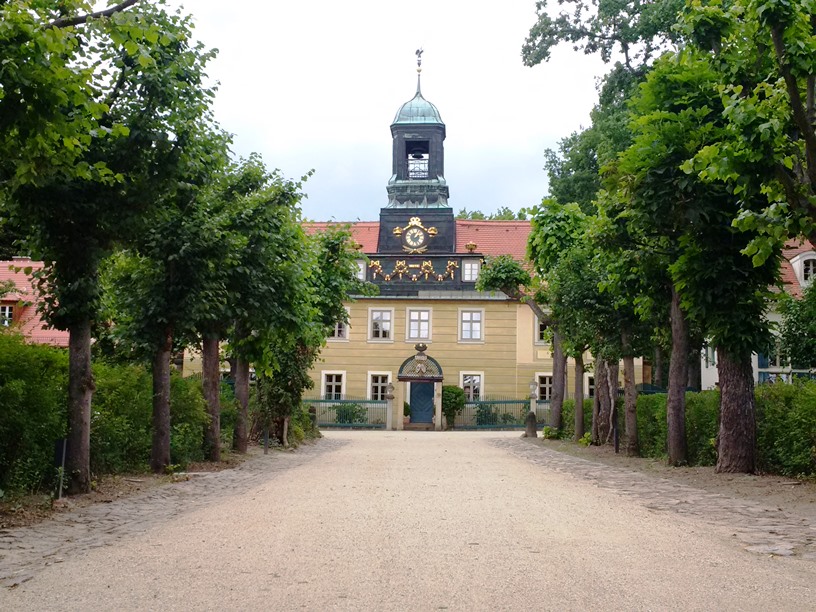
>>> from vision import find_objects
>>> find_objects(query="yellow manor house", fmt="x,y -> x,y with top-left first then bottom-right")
304,68 -> 644,430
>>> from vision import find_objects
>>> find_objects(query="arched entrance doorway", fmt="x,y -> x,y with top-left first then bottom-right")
398,343 -> 443,428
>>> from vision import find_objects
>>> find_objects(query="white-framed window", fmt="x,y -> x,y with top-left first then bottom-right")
460,372 -> 483,401
536,317 -> 548,344
462,259 -> 481,282
536,373 -> 553,401
406,308 -> 431,341
804,258 -> 816,284
356,260 -> 367,281
368,307 -> 394,342
704,345 -> 717,368
328,307 -> 350,342
459,308 -> 484,342
0,305 -> 12,327
329,321 -> 348,340
368,371 -> 391,401
585,374 -> 595,398
322,371 -> 345,400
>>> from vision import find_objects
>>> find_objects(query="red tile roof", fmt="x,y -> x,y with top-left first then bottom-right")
0,258 -> 69,347
303,221 -> 380,253
781,239 -> 814,299
304,219 -> 533,259
454,220 -> 531,260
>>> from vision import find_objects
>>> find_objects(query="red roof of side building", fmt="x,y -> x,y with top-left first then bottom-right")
304,219 -> 533,259
303,221 -> 381,253
781,239 -> 815,299
454,220 -> 531,260
0,258 -> 70,347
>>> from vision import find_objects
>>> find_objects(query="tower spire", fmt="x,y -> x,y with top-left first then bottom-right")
415,48 -> 423,95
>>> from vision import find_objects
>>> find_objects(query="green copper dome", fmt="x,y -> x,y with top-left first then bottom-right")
392,88 -> 444,126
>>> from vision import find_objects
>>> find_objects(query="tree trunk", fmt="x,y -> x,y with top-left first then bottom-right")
233,357 -> 250,453
653,345 -> 663,388
623,354 -> 638,457
574,353 -> 585,441
202,335 -> 221,462
606,361 -> 619,444
150,327 -> 173,473
667,286 -> 688,466
66,319 -> 94,495
716,346 -> 757,473
282,416 -> 290,448
550,330 -> 567,431
596,360 -> 611,443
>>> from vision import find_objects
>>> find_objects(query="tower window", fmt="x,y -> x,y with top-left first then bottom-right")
406,140 -> 429,180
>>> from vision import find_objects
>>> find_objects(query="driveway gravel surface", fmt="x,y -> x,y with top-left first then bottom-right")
1,431 -> 814,611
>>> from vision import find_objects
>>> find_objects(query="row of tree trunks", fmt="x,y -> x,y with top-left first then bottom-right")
666,286 -> 689,466
716,346 -> 757,473
201,335 -> 221,462
550,330 -> 567,430
233,357 -> 250,454
573,354 -> 585,441
594,360 -> 611,444
622,353 -> 638,456
150,326 -> 173,473
66,320 -> 94,494
605,361 -> 619,444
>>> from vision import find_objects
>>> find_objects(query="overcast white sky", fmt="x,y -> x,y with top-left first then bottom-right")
168,0 -> 608,221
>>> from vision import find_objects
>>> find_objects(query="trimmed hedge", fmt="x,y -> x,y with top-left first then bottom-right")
636,384 -> 816,475
0,334 -> 68,494
0,334 -> 218,495
561,398 -> 594,440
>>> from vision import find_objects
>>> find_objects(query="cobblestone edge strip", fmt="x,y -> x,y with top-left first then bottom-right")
493,437 -> 816,560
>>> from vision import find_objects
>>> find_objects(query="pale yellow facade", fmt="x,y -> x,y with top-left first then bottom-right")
309,295 -> 644,430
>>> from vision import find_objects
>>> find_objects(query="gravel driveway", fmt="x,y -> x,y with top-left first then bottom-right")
2,431 -> 814,610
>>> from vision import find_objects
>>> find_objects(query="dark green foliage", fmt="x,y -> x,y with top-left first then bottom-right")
335,403 -> 367,424
91,365 -> 208,472
441,385 -> 466,429
561,399 -> 594,440
779,285 -> 816,370
636,391 -> 719,466
756,381 -> 816,477
91,364 -> 154,474
0,334 -> 67,493
0,335 -> 211,494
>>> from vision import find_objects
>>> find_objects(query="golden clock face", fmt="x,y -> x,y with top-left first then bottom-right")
404,227 -> 426,248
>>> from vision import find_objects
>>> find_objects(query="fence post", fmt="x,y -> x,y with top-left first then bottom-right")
385,382 -> 395,430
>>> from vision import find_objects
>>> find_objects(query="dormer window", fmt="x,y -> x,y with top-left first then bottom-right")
0,305 -> 12,327
789,252 -> 816,286
804,259 -> 815,284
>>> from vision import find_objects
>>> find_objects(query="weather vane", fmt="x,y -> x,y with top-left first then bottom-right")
416,48 -> 423,73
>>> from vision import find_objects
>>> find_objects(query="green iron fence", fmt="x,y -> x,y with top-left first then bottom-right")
303,397 -> 388,429
454,397 -> 532,429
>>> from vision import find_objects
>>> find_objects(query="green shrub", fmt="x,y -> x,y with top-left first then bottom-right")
219,382 -> 238,449
441,385 -> 465,429
0,335 -> 68,494
91,363 -> 153,474
636,394 -> 668,459
335,402 -> 367,424
756,380 -> 816,476
475,403 -> 497,426
561,398 -> 594,439
685,392 -> 719,466
169,373 -> 207,467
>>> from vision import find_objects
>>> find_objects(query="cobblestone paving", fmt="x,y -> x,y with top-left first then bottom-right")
495,437 -> 816,560
3,435 -> 815,592
0,439 -> 343,589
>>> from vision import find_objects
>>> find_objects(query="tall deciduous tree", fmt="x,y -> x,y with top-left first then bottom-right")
2,1 -> 218,492
609,54 -> 780,471
682,0 -> 816,255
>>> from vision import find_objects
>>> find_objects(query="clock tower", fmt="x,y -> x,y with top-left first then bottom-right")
378,51 -> 455,255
